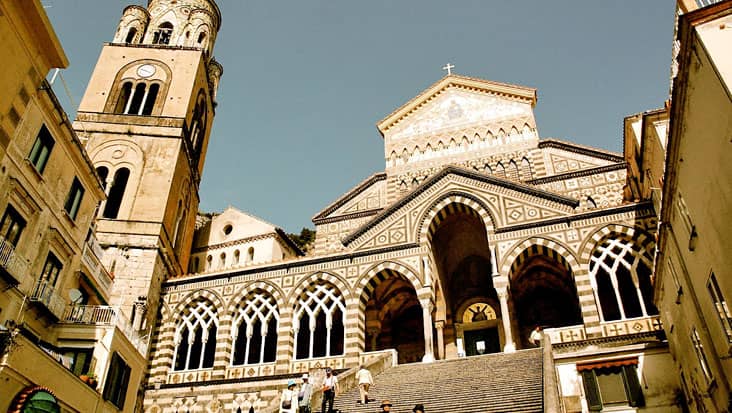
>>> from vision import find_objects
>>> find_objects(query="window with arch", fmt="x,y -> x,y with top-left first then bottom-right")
197,32 -> 207,45
231,290 -> 279,365
219,252 -> 226,269
189,94 -> 207,158
172,200 -> 186,250
206,255 -> 213,271
125,27 -> 137,43
507,159 -> 519,180
233,249 -> 240,265
95,166 -> 109,190
173,299 -> 218,371
115,82 -> 160,116
495,162 -> 506,179
520,157 -> 532,181
294,281 -> 345,359
589,235 -> 657,322
152,22 -> 174,45
102,168 -> 130,219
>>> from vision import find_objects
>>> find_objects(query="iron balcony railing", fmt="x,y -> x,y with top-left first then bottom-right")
62,305 -> 149,356
29,279 -> 67,320
0,236 -> 31,287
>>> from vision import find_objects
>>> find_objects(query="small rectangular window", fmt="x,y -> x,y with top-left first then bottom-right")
40,252 -> 63,286
708,272 -> 732,342
28,125 -> 55,174
691,327 -> 714,383
103,352 -> 131,409
61,348 -> 93,376
64,177 -> 85,220
580,363 -> 645,411
0,205 -> 26,246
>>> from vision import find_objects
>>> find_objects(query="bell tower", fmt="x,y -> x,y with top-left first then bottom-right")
73,0 -> 223,331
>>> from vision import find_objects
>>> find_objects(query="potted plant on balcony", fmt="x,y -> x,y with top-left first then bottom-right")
80,372 -> 98,390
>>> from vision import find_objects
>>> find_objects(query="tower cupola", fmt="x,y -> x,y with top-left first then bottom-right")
115,0 -> 222,56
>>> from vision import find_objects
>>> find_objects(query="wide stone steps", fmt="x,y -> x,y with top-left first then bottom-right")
328,349 -> 543,413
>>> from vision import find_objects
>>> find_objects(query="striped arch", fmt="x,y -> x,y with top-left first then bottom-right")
355,261 -> 422,311
226,280 -> 286,316
417,191 -> 496,244
169,288 -> 225,323
288,271 -> 352,304
579,224 -> 655,263
500,237 -> 580,277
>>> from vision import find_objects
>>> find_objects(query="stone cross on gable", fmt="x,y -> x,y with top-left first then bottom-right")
442,63 -> 455,75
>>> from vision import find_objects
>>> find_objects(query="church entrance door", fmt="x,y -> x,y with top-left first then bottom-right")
464,327 -> 500,356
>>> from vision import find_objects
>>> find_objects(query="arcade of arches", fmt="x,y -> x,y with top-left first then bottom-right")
166,223 -> 657,370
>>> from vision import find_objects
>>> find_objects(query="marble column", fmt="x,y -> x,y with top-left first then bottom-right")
420,298 -> 435,362
434,320 -> 445,360
497,288 -> 515,352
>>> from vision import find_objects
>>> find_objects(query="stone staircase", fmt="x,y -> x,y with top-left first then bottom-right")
329,349 -> 544,413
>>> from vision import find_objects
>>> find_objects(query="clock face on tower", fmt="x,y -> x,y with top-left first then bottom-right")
137,64 -> 156,78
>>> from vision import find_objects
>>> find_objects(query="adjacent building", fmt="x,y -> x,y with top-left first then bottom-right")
653,1 -> 732,412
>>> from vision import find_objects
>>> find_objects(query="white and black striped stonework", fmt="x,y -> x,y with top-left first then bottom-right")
420,194 -> 495,243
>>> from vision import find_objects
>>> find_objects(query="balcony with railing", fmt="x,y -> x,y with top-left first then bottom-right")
61,305 -> 149,356
28,279 -> 67,320
0,236 -> 32,288
80,239 -> 113,301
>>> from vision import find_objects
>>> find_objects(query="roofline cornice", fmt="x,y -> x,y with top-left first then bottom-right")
377,75 -> 537,136
312,172 -> 387,221
538,139 -> 624,162
527,163 -> 627,186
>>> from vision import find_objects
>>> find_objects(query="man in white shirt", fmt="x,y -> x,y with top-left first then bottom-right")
356,365 -> 374,404
321,367 -> 339,413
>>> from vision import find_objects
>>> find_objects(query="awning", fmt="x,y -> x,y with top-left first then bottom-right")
576,357 -> 638,372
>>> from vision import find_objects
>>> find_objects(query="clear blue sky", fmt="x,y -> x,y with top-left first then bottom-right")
46,1 -> 676,233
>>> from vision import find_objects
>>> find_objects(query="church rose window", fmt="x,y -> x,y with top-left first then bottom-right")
589,235 -> 657,322
294,281 -> 345,359
231,291 -> 279,365
173,299 -> 218,371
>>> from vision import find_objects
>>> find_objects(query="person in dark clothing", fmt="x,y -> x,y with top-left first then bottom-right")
412,404 -> 425,413
379,400 -> 393,412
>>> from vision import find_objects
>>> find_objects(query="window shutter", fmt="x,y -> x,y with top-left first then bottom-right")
623,365 -> 645,407
581,370 -> 603,411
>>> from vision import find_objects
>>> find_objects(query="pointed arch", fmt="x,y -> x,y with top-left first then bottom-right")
417,192 -> 496,245
587,231 -> 657,322
495,162 -> 506,178
356,261 -> 423,307
230,288 -> 280,365
520,157 -> 532,181
499,236 -> 580,276
172,296 -> 219,371
292,276 -> 348,359
508,159 -> 519,181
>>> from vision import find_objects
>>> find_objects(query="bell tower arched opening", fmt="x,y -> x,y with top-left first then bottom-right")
428,202 -> 500,358
509,247 -> 582,348
361,269 -> 423,364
